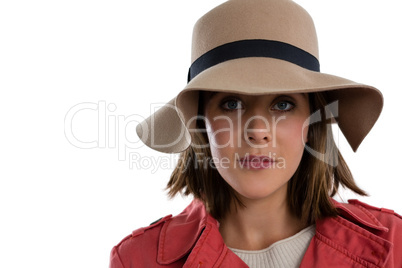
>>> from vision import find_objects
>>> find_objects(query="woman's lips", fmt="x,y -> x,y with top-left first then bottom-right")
237,155 -> 275,169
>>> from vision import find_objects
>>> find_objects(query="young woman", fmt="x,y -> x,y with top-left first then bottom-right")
110,0 -> 402,267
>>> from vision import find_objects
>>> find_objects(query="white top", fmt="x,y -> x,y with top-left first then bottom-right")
228,225 -> 316,268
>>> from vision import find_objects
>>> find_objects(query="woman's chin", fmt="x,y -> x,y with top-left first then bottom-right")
233,184 -> 286,202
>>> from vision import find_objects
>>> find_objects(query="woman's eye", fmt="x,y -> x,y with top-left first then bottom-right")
272,101 -> 294,112
221,99 -> 243,110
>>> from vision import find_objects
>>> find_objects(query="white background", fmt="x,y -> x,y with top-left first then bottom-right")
1,0 -> 401,267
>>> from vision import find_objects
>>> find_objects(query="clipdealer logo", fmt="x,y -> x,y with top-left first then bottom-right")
64,100 -> 159,161
64,100 -> 340,170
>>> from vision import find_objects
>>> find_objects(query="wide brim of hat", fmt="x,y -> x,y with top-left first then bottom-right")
136,57 -> 383,153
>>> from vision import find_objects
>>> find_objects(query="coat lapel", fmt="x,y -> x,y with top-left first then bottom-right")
156,199 -> 248,267
300,200 -> 393,268
156,199 -> 208,265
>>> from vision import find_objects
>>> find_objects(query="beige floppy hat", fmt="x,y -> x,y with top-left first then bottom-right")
136,0 -> 383,153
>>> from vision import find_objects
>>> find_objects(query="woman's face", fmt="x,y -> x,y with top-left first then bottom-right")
203,92 -> 310,201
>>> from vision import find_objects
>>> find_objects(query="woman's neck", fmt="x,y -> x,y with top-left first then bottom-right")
219,186 -> 306,250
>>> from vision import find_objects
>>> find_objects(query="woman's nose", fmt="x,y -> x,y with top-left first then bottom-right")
244,115 -> 272,146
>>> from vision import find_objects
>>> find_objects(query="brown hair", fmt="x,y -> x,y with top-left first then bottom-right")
167,91 -> 367,224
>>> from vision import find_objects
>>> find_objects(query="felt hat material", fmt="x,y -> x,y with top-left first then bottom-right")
136,0 -> 383,153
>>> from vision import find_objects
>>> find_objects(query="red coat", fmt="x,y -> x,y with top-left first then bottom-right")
110,199 -> 402,267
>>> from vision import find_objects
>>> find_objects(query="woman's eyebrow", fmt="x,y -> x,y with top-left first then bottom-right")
209,92 -> 243,99
204,91 -> 219,101
275,93 -> 308,100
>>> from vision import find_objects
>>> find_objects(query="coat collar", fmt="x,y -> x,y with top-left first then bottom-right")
157,199 -> 393,266
157,199 -> 212,265
310,199 -> 393,268
332,199 -> 389,232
